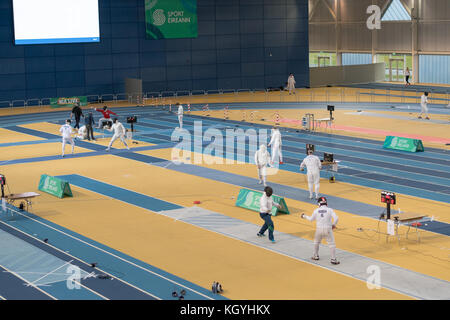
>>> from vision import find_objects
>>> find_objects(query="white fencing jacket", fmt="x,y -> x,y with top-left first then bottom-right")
60,124 -> 73,139
108,122 -> 126,136
304,205 -> 339,228
300,155 -> 322,174
255,145 -> 271,167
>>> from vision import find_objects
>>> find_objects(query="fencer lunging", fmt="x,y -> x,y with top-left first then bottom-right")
105,118 -> 130,151
177,102 -> 183,129
60,119 -> 75,157
300,149 -> 322,199
301,197 -> 340,265
254,144 -> 271,186
268,126 -> 283,165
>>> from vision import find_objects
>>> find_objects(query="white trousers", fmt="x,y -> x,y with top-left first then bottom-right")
62,137 -> 74,156
419,104 -> 429,117
98,118 -> 112,128
108,134 -> 128,149
271,144 -> 283,163
313,226 -> 336,260
178,115 -> 183,129
307,171 -> 320,197
257,165 -> 267,184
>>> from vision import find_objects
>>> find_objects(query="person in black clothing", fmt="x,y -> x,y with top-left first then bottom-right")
85,110 -> 96,141
71,102 -> 84,129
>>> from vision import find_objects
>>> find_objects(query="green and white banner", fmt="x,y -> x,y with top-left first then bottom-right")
38,174 -> 73,199
50,96 -> 87,108
383,136 -> 424,152
235,188 -> 290,216
145,0 -> 197,39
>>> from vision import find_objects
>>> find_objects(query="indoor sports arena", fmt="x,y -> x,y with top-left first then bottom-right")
0,0 -> 449,304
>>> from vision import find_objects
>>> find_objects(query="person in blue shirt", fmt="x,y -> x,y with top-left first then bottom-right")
85,110 -> 96,141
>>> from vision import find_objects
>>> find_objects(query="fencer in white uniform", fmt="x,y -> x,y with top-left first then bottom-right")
301,197 -> 340,265
268,126 -> 283,165
106,118 -> 130,151
254,144 -> 271,186
300,149 -> 322,199
418,92 -> 430,119
177,103 -> 183,129
287,73 -> 296,95
59,119 -> 75,157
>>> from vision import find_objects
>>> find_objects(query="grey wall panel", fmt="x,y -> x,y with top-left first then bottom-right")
377,22 -> 411,52
420,0 -> 450,20
309,24 -> 335,51
310,62 -> 385,86
418,22 -> 450,52
341,24 -> 371,51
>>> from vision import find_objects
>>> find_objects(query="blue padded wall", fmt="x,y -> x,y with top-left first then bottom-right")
419,55 -> 450,85
0,0 -> 309,101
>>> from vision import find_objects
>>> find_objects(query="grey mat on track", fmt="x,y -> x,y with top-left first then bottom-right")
159,206 -> 450,300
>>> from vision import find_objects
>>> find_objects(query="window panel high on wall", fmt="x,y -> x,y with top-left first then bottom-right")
342,53 -> 372,66
419,55 -> 450,85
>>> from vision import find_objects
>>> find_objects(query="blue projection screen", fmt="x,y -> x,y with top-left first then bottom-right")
12,0 -> 100,45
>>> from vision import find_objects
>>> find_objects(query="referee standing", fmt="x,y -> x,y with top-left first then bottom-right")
85,110 -> 96,141
71,102 -> 84,129
257,186 -> 281,243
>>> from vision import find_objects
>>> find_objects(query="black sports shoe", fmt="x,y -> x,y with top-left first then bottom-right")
311,255 -> 319,261
331,259 -> 340,265
257,233 -> 265,237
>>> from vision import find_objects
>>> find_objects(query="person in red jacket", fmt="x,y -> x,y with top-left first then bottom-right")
94,106 -> 117,128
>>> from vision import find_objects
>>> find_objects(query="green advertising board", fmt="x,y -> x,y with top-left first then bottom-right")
145,0 -> 198,39
383,136 -> 424,152
50,96 -> 88,108
38,174 -> 73,199
235,188 -> 290,216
